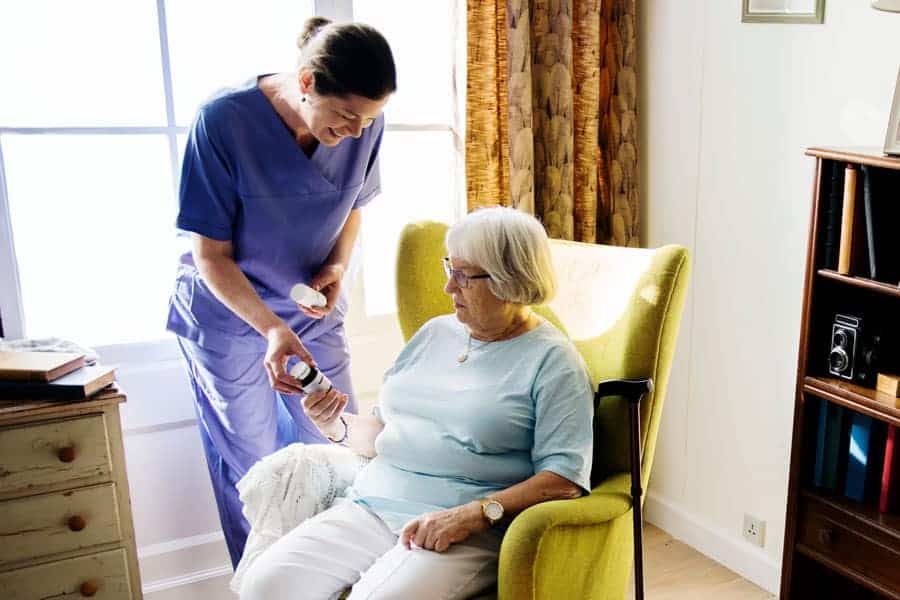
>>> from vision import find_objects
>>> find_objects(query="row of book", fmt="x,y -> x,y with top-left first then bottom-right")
0,351 -> 116,401
812,397 -> 900,513
819,162 -> 900,283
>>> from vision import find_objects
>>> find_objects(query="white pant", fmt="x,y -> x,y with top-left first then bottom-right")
239,499 -> 500,600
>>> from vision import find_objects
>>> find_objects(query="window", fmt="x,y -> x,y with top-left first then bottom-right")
2,134 -> 178,346
0,1 -> 462,353
354,0 -> 465,315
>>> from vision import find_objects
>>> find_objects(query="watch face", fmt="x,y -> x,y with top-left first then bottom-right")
485,501 -> 503,521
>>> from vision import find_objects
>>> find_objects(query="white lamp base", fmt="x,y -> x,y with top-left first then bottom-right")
872,0 -> 900,12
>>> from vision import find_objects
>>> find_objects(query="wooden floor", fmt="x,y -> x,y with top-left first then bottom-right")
628,525 -> 775,599
149,523 -> 774,599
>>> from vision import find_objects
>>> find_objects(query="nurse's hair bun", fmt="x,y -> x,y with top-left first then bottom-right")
297,16 -> 332,49
295,19 -> 396,101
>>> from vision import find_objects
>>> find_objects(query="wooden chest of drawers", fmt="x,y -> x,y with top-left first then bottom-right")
0,388 -> 142,599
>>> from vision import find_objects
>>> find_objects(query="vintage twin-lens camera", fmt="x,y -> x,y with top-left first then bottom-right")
828,314 -> 860,381
828,313 -> 883,385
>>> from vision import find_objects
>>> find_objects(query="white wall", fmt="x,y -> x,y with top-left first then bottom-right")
639,1 -> 900,593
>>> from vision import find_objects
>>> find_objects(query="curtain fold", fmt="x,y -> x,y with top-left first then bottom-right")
465,0 -> 639,247
465,0 -> 509,211
599,0 -> 639,246
573,0 -> 600,243
506,0 -> 535,215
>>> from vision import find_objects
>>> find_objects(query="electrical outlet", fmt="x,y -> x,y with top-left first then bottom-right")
743,514 -> 766,547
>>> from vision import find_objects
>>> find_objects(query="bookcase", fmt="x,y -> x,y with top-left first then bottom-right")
780,148 -> 900,599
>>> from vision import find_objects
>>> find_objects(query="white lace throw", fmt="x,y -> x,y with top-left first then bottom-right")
230,442 -> 368,594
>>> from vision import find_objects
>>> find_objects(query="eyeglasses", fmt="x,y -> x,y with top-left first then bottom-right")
442,257 -> 491,289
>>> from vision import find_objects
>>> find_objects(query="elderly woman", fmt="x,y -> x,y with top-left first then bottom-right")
240,207 -> 594,600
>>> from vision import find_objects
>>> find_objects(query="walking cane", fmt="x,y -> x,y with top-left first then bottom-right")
595,378 -> 654,600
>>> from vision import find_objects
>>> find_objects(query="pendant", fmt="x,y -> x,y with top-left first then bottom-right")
457,353 -> 468,363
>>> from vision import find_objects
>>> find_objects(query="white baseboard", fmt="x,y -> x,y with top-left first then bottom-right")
143,564 -> 233,595
644,491 -> 781,594
139,531 -> 225,559
139,532 -> 232,595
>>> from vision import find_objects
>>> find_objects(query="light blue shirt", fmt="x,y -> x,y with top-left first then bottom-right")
347,315 -> 595,533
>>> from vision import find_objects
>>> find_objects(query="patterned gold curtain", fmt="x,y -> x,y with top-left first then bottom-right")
465,0 -> 639,246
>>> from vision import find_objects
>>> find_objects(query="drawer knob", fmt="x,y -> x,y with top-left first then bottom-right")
57,446 -> 77,463
80,580 -> 99,596
817,527 -> 834,545
68,515 -> 87,532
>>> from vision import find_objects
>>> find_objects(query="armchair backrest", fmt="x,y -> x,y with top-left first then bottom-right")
395,221 -> 690,489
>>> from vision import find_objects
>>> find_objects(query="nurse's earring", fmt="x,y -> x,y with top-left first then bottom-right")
301,95 -> 307,103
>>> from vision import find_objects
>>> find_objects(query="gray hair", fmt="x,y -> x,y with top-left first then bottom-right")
445,207 -> 557,305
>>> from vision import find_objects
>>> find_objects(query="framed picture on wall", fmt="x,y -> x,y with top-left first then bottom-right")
885,67 -> 900,156
742,0 -> 825,23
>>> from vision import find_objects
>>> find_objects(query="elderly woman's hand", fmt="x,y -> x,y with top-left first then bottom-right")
301,388 -> 349,440
400,501 -> 487,553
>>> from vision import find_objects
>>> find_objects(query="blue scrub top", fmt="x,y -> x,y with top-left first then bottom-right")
167,77 -> 384,354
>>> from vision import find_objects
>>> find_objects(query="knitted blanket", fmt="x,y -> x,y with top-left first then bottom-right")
230,443 -> 368,594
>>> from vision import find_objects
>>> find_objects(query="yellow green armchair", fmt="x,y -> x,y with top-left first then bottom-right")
395,221 -> 690,600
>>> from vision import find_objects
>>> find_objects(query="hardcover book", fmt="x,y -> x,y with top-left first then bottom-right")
819,161 -> 845,270
861,165 -> 878,279
859,166 -> 900,283
881,425 -> 900,514
812,399 -> 850,491
844,412 -> 888,503
0,364 -> 116,401
0,351 -> 85,382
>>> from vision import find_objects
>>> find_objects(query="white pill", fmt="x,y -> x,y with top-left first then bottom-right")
290,283 -> 327,308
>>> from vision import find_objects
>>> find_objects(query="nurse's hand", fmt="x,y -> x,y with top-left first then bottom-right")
299,264 -> 344,319
264,325 -> 315,395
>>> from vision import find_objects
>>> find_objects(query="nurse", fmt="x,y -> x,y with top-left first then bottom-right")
166,17 -> 396,568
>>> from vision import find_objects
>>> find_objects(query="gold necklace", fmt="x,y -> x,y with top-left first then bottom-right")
456,312 -> 533,364
456,333 -> 492,363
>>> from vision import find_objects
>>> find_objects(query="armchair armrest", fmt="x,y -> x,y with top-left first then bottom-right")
498,473 -> 635,600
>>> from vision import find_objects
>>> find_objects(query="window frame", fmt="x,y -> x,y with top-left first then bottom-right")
0,0 -> 461,363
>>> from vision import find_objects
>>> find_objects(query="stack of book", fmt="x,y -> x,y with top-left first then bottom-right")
823,162 -> 900,283
812,397 -> 900,514
0,351 -> 116,401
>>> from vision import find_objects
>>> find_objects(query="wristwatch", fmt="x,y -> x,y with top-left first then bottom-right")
480,497 -> 504,526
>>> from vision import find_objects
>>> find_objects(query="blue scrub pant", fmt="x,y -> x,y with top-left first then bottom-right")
176,327 -> 356,569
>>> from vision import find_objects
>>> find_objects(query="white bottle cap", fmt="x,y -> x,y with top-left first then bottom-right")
289,361 -> 310,380
290,283 -> 327,308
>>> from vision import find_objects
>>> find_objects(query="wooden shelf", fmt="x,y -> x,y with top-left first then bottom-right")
806,147 -> 900,171
818,270 -> 900,298
802,489 -> 900,544
795,545 -> 900,600
783,149 -> 900,599
804,376 -> 900,427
